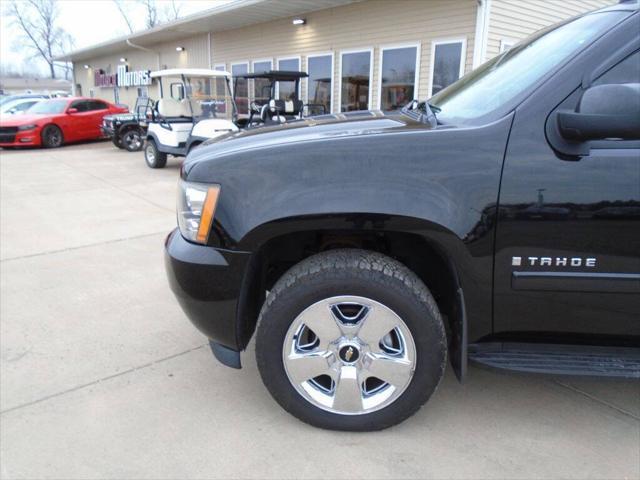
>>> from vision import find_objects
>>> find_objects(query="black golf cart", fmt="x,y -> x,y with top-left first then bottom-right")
235,70 -> 324,128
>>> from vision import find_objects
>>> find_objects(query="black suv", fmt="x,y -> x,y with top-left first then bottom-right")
165,3 -> 640,431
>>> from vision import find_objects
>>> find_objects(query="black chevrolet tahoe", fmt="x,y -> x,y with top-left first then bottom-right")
165,3 -> 640,431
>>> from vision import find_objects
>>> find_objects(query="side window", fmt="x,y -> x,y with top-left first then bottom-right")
15,101 -> 36,112
70,100 -> 89,112
594,50 -> 639,85
89,100 -> 108,111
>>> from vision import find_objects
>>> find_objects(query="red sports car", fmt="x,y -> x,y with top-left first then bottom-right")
0,97 -> 127,148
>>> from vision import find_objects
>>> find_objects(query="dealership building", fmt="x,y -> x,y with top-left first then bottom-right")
58,0 -> 613,113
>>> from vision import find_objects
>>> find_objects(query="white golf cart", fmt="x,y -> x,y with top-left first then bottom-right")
144,68 -> 238,168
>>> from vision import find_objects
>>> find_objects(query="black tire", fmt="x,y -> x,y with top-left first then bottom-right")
112,135 -> 124,149
144,138 -> 167,168
122,128 -> 144,152
41,125 -> 63,148
256,249 -> 447,431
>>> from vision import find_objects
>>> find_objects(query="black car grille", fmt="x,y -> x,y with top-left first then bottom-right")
0,127 -> 18,143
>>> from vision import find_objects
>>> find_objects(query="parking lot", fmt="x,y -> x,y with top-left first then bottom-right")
0,141 -> 638,479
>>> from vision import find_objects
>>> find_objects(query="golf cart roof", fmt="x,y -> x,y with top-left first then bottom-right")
239,70 -> 309,81
150,68 -> 231,78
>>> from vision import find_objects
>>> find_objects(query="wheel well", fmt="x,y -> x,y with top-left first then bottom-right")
238,230 -> 460,350
187,141 -> 201,153
119,124 -> 142,134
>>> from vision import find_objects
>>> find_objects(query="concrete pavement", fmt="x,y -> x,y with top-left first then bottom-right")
1,142 -> 638,479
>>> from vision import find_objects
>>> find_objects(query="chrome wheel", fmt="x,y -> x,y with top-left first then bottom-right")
282,295 -> 417,415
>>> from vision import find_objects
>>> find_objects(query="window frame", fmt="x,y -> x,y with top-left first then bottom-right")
305,51 -> 335,114
230,61 -> 250,114
338,47 -> 374,112
428,37 -> 467,97
230,61 -> 250,95
251,58 -> 274,102
377,42 -> 421,110
275,55 -> 302,100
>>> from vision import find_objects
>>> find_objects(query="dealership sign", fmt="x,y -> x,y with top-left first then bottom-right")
94,65 -> 152,88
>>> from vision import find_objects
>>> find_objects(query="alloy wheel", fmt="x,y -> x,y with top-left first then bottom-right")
124,131 -> 142,151
282,295 -> 417,415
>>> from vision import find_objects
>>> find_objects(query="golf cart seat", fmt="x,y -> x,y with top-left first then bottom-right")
260,99 -> 304,123
270,99 -> 303,116
156,98 -> 192,120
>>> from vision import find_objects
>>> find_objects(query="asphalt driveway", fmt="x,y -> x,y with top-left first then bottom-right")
1,142 -> 638,479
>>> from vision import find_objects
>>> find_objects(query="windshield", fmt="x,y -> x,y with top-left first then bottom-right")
27,100 -> 69,114
430,11 -> 627,124
184,76 -> 234,121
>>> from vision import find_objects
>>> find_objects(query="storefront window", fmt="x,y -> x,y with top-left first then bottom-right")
214,64 -> 229,114
277,57 -> 300,100
340,50 -> 371,112
307,54 -> 332,115
232,62 -> 249,114
252,60 -> 272,104
431,40 -> 465,95
380,46 -> 418,111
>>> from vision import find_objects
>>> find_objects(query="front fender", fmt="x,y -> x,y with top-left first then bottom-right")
187,113 -> 514,343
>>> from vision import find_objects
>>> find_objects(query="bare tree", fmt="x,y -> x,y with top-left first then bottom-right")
112,0 -> 183,34
6,0 -> 74,79
164,0 -> 182,21
138,0 -> 159,29
113,0 -> 135,33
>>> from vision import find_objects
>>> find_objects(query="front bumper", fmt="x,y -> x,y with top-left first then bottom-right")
164,229 -> 252,359
101,126 -> 115,138
0,128 -> 40,147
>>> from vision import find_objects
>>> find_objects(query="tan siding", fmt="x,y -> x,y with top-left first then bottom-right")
486,0 -> 616,60
211,0 -> 477,111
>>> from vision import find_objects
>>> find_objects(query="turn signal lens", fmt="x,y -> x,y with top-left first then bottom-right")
196,186 -> 220,243
177,180 -> 220,244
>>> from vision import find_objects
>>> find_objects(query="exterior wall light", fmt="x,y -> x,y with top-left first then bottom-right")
119,57 -> 127,62
176,46 -> 185,52
292,18 -> 306,25
83,64 -> 90,69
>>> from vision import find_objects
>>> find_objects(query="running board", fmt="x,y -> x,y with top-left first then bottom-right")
468,342 -> 640,379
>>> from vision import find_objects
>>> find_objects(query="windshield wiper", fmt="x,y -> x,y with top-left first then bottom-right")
401,100 -> 438,127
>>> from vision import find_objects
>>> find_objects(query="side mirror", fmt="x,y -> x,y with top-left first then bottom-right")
67,108 -> 78,114
7,108 -> 16,114
557,83 -> 640,142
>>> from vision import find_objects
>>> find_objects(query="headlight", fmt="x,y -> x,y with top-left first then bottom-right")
18,124 -> 37,131
177,180 -> 220,244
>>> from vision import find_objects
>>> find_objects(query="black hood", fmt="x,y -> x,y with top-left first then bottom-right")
185,110 -> 435,173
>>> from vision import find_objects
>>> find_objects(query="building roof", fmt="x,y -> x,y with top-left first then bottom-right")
56,0 -> 361,63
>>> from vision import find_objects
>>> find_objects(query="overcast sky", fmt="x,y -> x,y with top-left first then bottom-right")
1,0 -> 228,76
